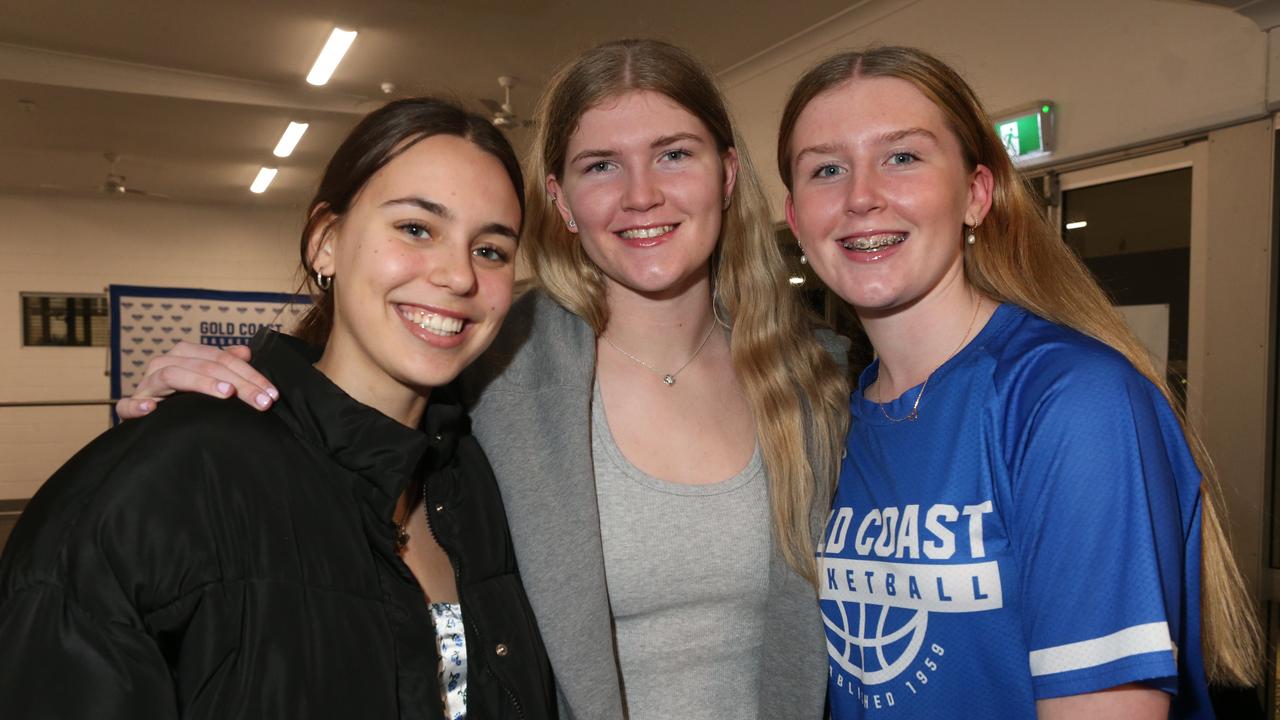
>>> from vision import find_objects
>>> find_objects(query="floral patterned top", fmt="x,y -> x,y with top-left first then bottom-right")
431,602 -> 468,719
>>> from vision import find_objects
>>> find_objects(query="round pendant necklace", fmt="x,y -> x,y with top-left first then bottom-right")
601,320 -> 717,387
874,297 -> 983,423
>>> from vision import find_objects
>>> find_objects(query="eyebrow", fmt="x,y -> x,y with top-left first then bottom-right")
569,132 -> 707,166
383,196 -> 519,242
793,128 -> 940,162
879,127 -> 938,144
651,132 -> 703,148
480,222 -> 520,243
382,196 -> 452,219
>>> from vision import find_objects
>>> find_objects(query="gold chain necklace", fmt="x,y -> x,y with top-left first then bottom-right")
875,298 -> 983,423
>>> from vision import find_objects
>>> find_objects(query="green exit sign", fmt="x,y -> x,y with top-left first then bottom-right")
994,101 -> 1055,164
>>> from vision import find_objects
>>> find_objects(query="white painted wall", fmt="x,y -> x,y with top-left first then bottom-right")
0,193 -> 301,499
722,0 -> 1267,218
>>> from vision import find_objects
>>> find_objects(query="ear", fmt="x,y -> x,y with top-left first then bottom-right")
721,147 -> 739,209
784,193 -> 800,239
545,174 -> 578,234
306,205 -> 339,276
966,163 -> 995,226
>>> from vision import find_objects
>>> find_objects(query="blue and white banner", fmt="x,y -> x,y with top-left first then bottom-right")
109,284 -> 311,401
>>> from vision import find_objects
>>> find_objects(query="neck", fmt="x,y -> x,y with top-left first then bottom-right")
314,335 -> 429,429
599,273 -> 720,366
858,270 -> 988,399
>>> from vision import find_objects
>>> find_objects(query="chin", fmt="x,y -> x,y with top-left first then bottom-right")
625,265 -> 707,296
830,286 -> 904,315
395,362 -> 467,393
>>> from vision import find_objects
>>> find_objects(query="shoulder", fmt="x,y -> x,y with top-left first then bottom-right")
7,393 -> 287,562
458,287 -> 595,403
1,393 -> 289,611
813,326 -> 852,374
31,392 -> 274,505
984,306 -> 1152,406
977,307 -> 1184,464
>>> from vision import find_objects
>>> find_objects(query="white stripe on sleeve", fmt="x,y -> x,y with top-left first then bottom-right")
1028,621 -> 1173,677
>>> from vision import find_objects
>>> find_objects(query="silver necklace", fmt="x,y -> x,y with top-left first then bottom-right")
875,297 -> 982,423
602,320 -> 717,387
393,479 -> 430,552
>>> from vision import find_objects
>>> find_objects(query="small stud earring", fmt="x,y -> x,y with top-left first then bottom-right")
567,218 -> 577,229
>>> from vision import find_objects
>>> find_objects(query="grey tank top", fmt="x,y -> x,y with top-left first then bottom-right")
591,381 -> 769,720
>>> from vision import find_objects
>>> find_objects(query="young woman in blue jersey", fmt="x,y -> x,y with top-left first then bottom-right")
777,46 -> 1259,718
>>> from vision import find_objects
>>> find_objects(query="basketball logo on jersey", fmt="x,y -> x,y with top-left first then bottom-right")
818,501 -> 1003,710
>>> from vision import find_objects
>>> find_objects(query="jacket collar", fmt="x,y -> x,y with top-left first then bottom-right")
248,329 -> 465,520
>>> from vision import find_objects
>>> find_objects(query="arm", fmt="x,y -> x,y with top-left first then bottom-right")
116,341 -> 276,419
1006,348 -> 1196,708
1036,683 -> 1169,719
0,585 -> 180,718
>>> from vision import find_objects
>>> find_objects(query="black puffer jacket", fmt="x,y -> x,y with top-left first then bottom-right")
0,331 -> 555,719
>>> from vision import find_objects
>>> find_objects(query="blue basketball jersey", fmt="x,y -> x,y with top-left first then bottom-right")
820,304 -> 1212,719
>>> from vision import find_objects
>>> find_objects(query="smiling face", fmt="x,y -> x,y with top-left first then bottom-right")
547,90 -> 737,301
310,133 -> 521,408
785,76 -> 991,316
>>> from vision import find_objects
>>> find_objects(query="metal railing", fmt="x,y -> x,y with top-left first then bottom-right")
0,400 -> 116,408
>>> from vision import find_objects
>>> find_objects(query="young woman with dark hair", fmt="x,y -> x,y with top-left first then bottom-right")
0,97 -> 555,720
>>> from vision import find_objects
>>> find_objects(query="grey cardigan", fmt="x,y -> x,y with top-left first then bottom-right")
457,290 -> 847,719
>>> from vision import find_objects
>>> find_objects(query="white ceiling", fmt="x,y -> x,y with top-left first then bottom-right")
0,0 -> 860,206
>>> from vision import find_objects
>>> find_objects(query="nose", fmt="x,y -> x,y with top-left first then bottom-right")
622,167 -> 663,212
845,167 -> 883,215
427,244 -> 477,296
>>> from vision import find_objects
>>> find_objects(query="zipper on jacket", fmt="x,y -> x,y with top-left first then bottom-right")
422,468 -> 526,720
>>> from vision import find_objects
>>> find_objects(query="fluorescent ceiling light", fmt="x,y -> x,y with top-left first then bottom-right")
1065,221 -> 1088,230
273,122 -> 309,158
250,167 -> 278,194
789,275 -> 806,286
307,28 -> 358,86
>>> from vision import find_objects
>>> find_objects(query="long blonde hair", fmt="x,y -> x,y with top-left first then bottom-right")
777,46 -> 1261,685
525,38 -> 849,583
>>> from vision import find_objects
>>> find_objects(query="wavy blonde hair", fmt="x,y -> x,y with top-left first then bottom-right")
777,45 -> 1261,685
524,38 -> 849,583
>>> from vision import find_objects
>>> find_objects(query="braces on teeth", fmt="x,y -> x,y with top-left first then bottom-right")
844,234 -> 906,251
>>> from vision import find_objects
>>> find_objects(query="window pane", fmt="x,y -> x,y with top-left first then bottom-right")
1061,168 -> 1191,407
21,293 -> 108,347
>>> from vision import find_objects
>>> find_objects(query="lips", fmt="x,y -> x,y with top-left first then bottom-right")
396,304 -> 464,337
615,224 -> 678,246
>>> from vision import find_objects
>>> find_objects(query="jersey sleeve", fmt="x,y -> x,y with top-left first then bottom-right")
1003,348 -> 1196,700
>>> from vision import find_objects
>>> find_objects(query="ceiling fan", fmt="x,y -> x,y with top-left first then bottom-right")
479,76 -> 534,129
41,152 -> 170,199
